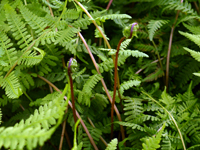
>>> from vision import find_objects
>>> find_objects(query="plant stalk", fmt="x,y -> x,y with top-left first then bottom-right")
166,0 -> 183,91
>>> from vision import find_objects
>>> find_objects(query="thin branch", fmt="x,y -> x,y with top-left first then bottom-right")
106,0 -> 113,10
37,75 -> 98,150
135,58 -> 164,74
78,32 -> 125,141
166,0 -> 183,91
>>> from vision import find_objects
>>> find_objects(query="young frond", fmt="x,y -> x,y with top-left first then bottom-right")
1,71 -> 22,99
147,20 -> 169,41
5,4 -> 33,50
18,47 -> 45,67
62,9 -> 80,20
106,138 -> 118,150
183,47 -> 200,62
179,31 -> 200,47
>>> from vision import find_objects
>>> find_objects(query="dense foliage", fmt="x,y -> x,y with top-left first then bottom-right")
1,0 -> 200,149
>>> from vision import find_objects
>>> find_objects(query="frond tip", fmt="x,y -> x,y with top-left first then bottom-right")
106,138 -> 118,150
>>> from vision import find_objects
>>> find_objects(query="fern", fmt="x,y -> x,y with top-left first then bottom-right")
0,85 -> 68,150
147,20 -> 169,41
142,123 -> 165,150
179,31 -> 200,48
78,74 -> 102,106
105,138 -> 118,150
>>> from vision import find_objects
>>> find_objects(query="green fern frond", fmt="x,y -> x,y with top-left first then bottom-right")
19,4 -> 48,35
5,4 -> 33,50
0,31 -> 18,70
55,27 -> 80,46
179,31 -> 200,47
119,50 -> 149,58
116,121 -> 145,131
41,0 -> 63,9
119,80 -> 141,95
183,23 -> 200,34
106,138 -> 118,150
95,14 -> 131,23
120,39 -> 132,50
134,43 -> 155,52
148,20 -> 169,41
1,71 -> 22,99
18,47 -> 45,67
124,98 -> 144,121
0,95 -> 12,107
63,9 -> 80,20
95,26 -> 109,40
183,47 -> 200,62
78,74 -> 102,106
0,85 -> 68,150
142,123 -> 165,150
19,72 -> 34,90
167,0 -> 197,15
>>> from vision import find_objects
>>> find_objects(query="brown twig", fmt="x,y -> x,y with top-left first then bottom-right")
78,32 -> 125,141
37,75 -> 98,150
106,0 -> 113,10
166,0 -> 183,92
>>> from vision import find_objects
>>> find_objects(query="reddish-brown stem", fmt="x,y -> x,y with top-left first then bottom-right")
111,37 -> 125,139
78,32 -> 125,141
106,0 -> 113,10
59,120 -> 67,150
67,58 -> 77,123
166,0 -> 183,91
37,75 -> 98,150
111,23 -> 137,139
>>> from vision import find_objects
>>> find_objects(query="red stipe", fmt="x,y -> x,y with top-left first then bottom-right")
111,23 -> 137,139
106,0 -> 113,10
68,58 -> 77,123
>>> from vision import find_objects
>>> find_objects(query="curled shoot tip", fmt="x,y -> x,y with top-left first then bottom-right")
123,22 -> 139,39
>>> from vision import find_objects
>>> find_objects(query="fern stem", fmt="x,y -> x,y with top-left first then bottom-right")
78,32 -> 125,141
37,75 -> 99,150
166,0 -> 183,91
67,58 -> 77,123
23,91 -> 33,102
111,36 -> 126,139
111,23 -> 137,139
106,0 -> 113,10
24,0 -> 27,5
59,120 -> 67,150
142,91 -> 187,150
74,0 -> 122,101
